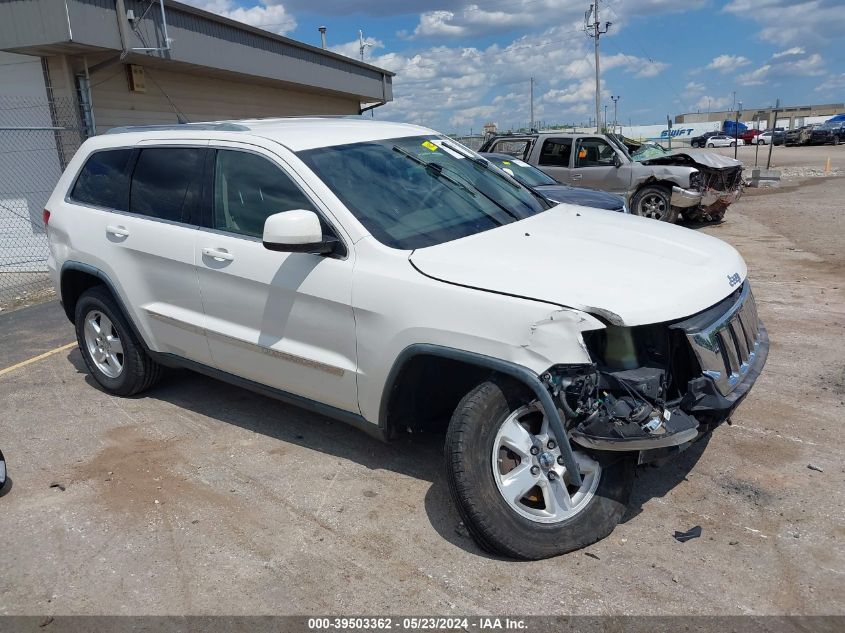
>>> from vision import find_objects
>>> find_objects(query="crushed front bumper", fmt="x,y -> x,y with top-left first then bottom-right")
670,186 -> 702,208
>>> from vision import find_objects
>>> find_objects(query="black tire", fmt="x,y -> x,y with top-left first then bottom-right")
74,285 -> 163,396
729,141 -> 736,147
834,136 -> 840,146
444,378 -> 635,560
631,184 -> 678,223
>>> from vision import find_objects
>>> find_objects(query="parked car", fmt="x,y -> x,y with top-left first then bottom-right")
480,131 -> 743,222
690,131 -> 722,148
480,152 -> 629,213
821,121 -> 845,145
807,123 -> 834,145
753,131 -> 773,145
740,129 -> 763,145
785,126 -> 809,146
45,118 -> 767,560
704,134 -> 743,148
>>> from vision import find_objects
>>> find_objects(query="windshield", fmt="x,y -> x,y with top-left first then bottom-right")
482,155 -> 557,187
298,136 -> 550,250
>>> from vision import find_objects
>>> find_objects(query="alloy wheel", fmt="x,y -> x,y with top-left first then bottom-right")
491,403 -> 601,524
83,311 -> 124,378
638,193 -> 668,220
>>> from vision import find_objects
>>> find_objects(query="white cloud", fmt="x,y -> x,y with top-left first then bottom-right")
706,54 -> 751,72
184,0 -> 296,34
685,81 -> 706,93
738,51 -> 824,85
692,95 -> 733,112
772,46 -> 805,58
815,73 -> 845,93
724,0 -> 845,46
329,36 -> 384,62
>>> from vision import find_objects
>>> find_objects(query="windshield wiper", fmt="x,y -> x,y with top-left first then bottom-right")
392,145 -> 521,223
392,145 -> 478,198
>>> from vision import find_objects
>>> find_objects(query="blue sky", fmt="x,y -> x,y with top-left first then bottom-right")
187,1 -> 845,133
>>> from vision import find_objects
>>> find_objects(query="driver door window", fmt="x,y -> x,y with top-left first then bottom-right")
213,150 -> 316,237
574,138 -> 616,167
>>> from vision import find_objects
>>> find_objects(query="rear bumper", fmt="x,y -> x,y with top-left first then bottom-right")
670,186 -> 702,208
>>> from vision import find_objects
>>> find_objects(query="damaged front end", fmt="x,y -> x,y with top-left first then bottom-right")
642,151 -> 744,222
544,282 -> 767,463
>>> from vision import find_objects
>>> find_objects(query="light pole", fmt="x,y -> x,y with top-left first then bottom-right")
610,95 -> 620,133
734,101 -> 742,159
603,104 -> 608,132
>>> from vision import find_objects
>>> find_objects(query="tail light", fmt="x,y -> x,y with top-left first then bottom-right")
43,209 -> 51,227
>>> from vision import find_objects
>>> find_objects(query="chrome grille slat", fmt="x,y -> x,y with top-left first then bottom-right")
730,321 -> 750,364
683,283 -> 761,396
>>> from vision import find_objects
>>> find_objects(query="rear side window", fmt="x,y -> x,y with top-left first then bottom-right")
70,149 -> 133,210
490,139 -> 532,160
539,138 -> 572,167
129,147 -> 205,222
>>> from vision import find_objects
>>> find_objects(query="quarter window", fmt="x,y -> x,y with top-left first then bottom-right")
212,150 -> 316,238
538,138 -> 572,167
129,147 -> 205,222
70,149 -> 133,210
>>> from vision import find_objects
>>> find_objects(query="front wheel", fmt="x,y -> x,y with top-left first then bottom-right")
631,185 -> 678,222
444,379 -> 635,560
730,141 -> 736,147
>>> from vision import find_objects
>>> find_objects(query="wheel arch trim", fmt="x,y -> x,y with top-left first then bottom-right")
379,343 -> 583,486
59,261 -> 152,353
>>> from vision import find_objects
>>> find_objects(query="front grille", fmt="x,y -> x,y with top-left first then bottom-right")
683,283 -> 762,395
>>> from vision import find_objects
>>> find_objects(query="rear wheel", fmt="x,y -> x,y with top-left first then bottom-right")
445,378 -> 635,560
631,185 -> 678,222
75,286 -> 163,396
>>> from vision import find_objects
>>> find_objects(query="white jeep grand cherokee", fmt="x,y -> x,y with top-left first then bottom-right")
45,118 -> 767,559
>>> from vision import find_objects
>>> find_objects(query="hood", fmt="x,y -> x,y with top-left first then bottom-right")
641,150 -> 742,170
534,184 -> 625,211
409,205 -> 746,326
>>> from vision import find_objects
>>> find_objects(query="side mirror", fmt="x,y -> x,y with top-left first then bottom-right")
0,449 -> 7,495
613,153 -> 622,168
262,210 -> 338,255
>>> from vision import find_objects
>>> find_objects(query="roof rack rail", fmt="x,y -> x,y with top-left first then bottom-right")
105,122 -> 250,135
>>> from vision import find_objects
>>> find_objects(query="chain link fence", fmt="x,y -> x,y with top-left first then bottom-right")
0,96 -> 86,310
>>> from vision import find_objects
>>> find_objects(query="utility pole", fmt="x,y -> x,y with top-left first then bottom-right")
585,2 -> 611,133
611,95 -> 620,133
530,76 -> 535,131
603,104 -> 608,132
767,98 -> 779,170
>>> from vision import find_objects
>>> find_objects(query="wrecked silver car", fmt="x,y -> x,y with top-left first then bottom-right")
479,132 -> 743,223
632,146 -> 744,221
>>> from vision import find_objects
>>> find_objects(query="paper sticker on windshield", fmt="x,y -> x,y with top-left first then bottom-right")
421,140 -> 438,152
502,160 -> 511,165
431,139 -> 465,158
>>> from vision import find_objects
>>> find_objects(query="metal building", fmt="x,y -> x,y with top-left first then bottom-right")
0,0 -> 394,306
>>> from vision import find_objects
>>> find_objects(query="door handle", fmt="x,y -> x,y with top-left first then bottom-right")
571,173 -> 582,181
106,225 -> 130,238
202,247 -> 234,262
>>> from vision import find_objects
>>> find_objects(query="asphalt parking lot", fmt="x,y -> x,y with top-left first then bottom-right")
0,146 -> 843,616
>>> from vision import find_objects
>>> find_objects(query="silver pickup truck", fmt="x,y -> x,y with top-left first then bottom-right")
479,132 -> 743,223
